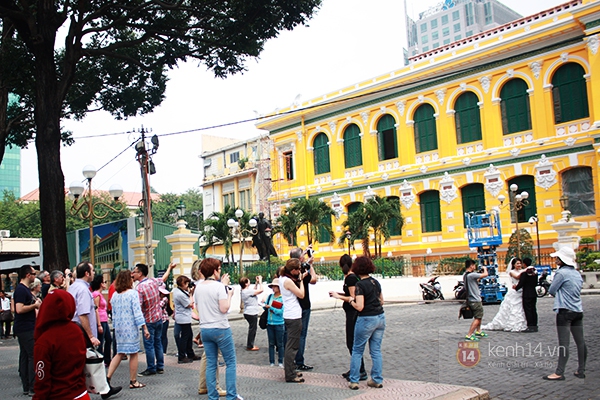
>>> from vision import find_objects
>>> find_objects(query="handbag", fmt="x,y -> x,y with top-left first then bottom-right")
259,294 -> 273,330
0,310 -> 13,322
77,324 -> 110,394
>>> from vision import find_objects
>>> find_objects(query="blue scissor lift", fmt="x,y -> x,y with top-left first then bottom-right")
465,209 -> 507,304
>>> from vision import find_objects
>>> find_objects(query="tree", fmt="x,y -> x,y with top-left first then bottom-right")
339,206 -> 370,258
201,205 -> 235,264
273,210 -> 301,246
290,197 -> 336,245
149,188 -> 203,229
504,228 -> 534,266
0,191 -> 42,238
0,1 -> 322,270
363,196 -> 403,258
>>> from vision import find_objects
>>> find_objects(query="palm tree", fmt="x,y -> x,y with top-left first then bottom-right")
364,196 -> 403,258
273,210 -> 301,246
291,197 -> 336,245
201,205 -> 235,264
339,205 -> 371,258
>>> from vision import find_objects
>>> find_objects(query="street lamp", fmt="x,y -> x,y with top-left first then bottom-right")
345,230 -> 351,255
227,209 -> 258,275
528,214 -> 540,264
69,165 -> 124,267
176,200 -> 186,220
559,195 -> 570,221
498,183 -> 529,259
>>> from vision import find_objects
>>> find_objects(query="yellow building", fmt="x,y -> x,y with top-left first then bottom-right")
258,0 -> 600,262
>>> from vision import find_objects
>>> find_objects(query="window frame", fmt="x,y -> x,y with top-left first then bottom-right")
313,133 -> 331,175
551,62 -> 589,124
377,114 -> 398,161
414,104 -> 438,154
500,78 -> 532,135
343,124 -> 363,169
455,91 -> 482,144
420,190 -> 442,233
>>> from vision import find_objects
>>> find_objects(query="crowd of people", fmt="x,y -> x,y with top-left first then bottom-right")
1,242 -> 589,398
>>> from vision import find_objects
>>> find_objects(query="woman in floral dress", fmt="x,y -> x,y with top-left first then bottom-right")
106,270 -> 150,389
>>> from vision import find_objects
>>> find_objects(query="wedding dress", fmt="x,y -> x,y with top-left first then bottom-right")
482,259 -> 527,332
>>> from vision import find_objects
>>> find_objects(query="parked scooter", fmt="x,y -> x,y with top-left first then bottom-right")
454,280 -> 466,300
536,270 -> 551,297
420,276 -> 445,300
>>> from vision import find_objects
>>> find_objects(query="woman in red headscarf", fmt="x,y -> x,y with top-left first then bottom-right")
33,289 -> 89,399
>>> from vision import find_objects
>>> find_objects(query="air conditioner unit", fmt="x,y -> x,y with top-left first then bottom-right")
0,230 -> 10,238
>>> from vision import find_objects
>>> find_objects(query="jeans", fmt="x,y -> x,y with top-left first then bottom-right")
161,320 -> 169,353
243,314 -> 258,348
142,320 -> 164,372
173,321 -> 181,355
176,323 -> 195,360
267,324 -> 285,364
294,308 -> 311,365
345,308 -> 365,373
17,330 -> 35,392
201,328 -> 238,400
555,309 -> 587,376
350,313 -> 386,384
284,318 -> 302,381
99,321 -> 112,364
0,316 -> 11,337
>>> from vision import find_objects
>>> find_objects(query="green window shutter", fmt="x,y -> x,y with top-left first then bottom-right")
461,183 -> 486,226
347,202 -> 361,215
507,176 -> 537,223
414,104 -> 437,153
420,191 -> 441,233
344,124 -> 362,168
318,215 -> 331,243
500,79 -> 531,134
377,114 -> 398,160
387,196 -> 401,236
552,63 -> 589,123
313,133 -> 330,174
455,92 -> 482,144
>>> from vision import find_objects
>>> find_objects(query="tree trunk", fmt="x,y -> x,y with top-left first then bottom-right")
33,27 -> 69,272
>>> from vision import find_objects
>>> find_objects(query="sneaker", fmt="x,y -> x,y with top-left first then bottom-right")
278,363 -> 284,368
359,371 -> 368,381
367,379 -> 383,388
178,357 -> 193,364
138,369 -> 156,376
348,382 -> 359,390
474,331 -> 488,338
270,363 -> 275,367
296,364 -> 313,371
198,388 -> 227,396
465,334 -> 480,342
101,385 -> 122,400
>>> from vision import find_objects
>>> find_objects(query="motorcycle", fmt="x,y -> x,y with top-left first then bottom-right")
420,276 -> 445,300
454,280 -> 466,300
536,270 -> 551,297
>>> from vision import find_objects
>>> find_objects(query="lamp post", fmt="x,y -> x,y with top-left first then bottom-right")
498,183 -> 529,259
176,200 -> 186,222
528,214 -> 540,264
345,230 -> 351,255
227,209 -> 258,275
69,165 -> 124,267
559,195 -> 570,221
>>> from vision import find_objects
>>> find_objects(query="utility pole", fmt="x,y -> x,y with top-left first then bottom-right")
135,127 -> 159,275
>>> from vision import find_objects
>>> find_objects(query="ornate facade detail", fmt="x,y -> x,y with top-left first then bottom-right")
329,192 -> 343,217
459,83 -> 467,91
564,137 -> 576,146
382,173 -> 389,181
529,61 -> 543,79
418,95 -> 425,103
510,147 -> 521,157
296,130 -> 303,143
439,172 -> 458,204
328,121 -> 336,134
420,165 -> 428,174
399,180 -> 416,210
462,157 -> 472,166
380,106 -> 387,113
396,100 -> 406,116
345,116 -> 351,123
347,180 -> 354,187
316,186 -> 322,193
479,75 -> 492,94
534,155 -> 557,190
363,186 -> 376,202
360,112 -> 369,125
585,34 -> 599,56
484,164 -> 504,198
507,69 -> 514,77
560,52 -> 569,62
435,89 -> 447,105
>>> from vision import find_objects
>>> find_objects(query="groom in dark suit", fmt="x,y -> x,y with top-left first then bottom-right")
516,257 -> 538,332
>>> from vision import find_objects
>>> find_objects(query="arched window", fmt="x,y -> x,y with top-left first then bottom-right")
343,124 -> 362,169
507,176 -> 537,223
414,104 -> 438,153
386,196 -> 401,236
377,114 -> 398,160
552,63 -> 589,124
318,215 -> 332,243
347,202 -> 362,215
313,133 -> 330,175
461,183 -> 485,226
500,78 -> 531,135
455,92 -> 482,144
562,167 -> 595,217
420,190 -> 441,233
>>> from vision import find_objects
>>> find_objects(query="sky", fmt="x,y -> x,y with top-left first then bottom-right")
19,0 -> 567,196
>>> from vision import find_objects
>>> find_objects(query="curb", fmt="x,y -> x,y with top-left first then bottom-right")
434,387 -> 490,400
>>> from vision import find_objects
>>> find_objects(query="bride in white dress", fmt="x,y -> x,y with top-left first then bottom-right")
482,258 -> 527,332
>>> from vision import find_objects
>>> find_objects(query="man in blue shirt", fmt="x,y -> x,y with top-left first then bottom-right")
13,264 -> 42,396
544,247 -> 587,381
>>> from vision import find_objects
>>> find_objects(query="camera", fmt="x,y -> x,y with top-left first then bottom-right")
188,281 -> 196,289
300,262 -> 310,274
306,248 -> 313,258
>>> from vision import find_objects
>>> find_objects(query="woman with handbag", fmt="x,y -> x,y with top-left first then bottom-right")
264,278 -> 285,367
106,270 -> 150,390
33,288 -> 89,399
240,275 -> 263,351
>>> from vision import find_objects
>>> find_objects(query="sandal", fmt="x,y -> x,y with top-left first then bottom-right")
286,377 -> 305,383
130,380 -> 146,389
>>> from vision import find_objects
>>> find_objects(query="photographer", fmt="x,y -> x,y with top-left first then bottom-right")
173,275 -> 200,364
240,275 -> 264,351
464,260 -> 488,341
280,258 -> 307,383
291,247 -> 317,371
